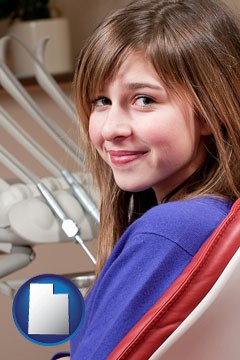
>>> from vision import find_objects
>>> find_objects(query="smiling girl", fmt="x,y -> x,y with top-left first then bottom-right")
89,52 -> 210,200
54,0 -> 240,359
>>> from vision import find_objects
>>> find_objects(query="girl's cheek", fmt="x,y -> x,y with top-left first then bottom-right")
89,118 -> 102,148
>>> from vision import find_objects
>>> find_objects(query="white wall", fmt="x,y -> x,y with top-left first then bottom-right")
56,0 -> 129,61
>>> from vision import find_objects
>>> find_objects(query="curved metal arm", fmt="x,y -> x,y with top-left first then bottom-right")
62,170 -> 100,223
35,36 -> 76,120
0,36 -> 82,165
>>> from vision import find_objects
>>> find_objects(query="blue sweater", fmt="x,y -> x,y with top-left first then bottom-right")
53,197 -> 231,360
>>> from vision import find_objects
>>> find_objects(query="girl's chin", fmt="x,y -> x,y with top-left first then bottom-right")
115,182 -> 151,193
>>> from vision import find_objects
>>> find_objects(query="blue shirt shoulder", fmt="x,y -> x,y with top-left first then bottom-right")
129,196 -> 231,255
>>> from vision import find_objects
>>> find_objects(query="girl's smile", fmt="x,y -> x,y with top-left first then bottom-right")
89,52 -> 211,202
106,149 -> 148,166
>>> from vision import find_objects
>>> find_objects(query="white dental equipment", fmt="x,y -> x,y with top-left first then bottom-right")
0,36 -> 82,165
0,105 -> 100,222
0,35 -> 99,222
0,149 -> 96,294
0,35 -> 98,297
34,36 -> 76,120
0,146 -> 96,264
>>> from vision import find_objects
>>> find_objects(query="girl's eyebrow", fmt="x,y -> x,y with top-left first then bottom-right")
98,82 -> 165,94
127,82 -> 164,91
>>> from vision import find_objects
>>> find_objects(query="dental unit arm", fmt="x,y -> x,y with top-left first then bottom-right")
0,35 -> 99,297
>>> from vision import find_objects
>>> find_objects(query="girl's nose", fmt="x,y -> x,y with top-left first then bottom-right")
101,105 -> 132,141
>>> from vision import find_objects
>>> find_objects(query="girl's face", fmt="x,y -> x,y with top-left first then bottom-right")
89,52 -> 210,202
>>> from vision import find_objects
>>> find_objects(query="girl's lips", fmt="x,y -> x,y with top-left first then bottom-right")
107,150 -> 147,165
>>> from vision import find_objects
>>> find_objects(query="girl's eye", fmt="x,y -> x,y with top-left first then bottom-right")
134,96 -> 155,107
92,96 -> 111,107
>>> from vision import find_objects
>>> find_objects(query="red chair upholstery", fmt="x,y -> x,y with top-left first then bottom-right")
108,198 -> 240,360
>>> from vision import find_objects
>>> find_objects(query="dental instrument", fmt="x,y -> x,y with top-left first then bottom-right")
0,146 -> 96,264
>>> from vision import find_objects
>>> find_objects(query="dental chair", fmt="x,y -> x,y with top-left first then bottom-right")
108,198 -> 240,360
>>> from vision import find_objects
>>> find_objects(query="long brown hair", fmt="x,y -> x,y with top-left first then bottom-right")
73,0 -> 240,276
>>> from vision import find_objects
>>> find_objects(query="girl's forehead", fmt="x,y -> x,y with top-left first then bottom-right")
97,51 -> 155,87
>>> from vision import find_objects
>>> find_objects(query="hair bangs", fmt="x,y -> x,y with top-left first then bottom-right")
74,26 -> 140,130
